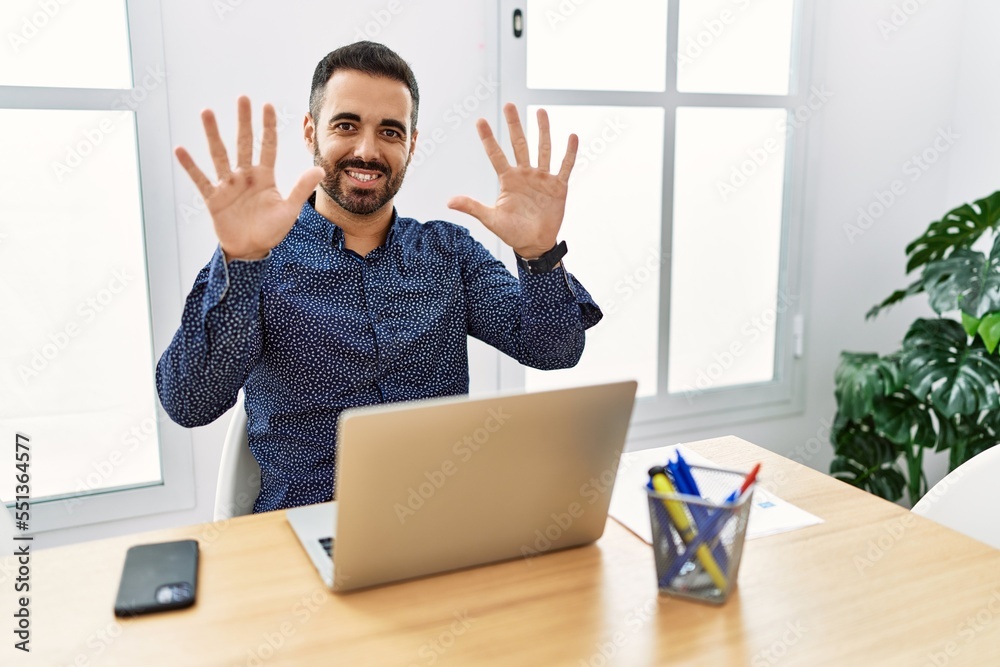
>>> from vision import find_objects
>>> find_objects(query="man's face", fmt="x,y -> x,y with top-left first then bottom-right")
307,70 -> 417,217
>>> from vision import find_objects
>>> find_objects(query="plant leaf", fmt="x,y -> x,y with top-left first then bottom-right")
905,190 -> 1000,274
977,312 -> 1000,353
901,319 -> 1000,417
834,352 -> 902,421
867,278 -> 924,320
921,248 -> 994,316
934,409 -> 958,453
830,415 -> 906,501
962,311 -> 982,337
961,235 -> 1000,318
872,391 -> 935,446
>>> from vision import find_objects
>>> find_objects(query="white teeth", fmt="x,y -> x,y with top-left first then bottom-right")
347,171 -> 379,182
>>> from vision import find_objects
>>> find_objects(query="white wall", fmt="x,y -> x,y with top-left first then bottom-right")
43,0 -> 1000,547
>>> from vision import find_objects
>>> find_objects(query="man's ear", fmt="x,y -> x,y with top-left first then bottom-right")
303,112 -> 316,153
408,128 -> 419,160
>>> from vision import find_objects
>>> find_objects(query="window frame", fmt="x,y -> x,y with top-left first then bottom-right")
496,0 -> 815,439
1,0 -> 195,532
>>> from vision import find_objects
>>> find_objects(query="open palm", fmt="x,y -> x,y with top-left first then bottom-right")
448,103 -> 578,259
175,96 -> 324,261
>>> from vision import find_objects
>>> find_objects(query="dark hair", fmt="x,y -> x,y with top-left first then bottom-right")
309,41 -> 419,133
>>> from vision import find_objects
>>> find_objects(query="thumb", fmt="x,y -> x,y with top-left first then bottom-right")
447,196 -> 493,230
287,166 -> 325,209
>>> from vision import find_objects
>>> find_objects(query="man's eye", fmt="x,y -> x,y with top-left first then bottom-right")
335,123 -> 354,131
383,129 -> 399,138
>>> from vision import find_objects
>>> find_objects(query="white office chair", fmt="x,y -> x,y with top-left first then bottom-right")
910,445 -> 1000,549
214,395 -> 262,521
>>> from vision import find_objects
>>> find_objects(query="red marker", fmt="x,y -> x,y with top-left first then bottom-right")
738,463 -> 761,496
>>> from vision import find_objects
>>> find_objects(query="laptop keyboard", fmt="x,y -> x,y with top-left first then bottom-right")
319,537 -> 334,556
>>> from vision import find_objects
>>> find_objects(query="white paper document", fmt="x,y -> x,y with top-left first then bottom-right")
609,444 -> 824,544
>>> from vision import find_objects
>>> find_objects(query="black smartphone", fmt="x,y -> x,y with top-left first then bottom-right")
113,539 -> 199,618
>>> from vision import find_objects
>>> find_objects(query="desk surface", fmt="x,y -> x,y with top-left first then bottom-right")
5,436 -> 1000,666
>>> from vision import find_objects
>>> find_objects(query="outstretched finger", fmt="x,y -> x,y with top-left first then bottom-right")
201,108 -> 232,181
536,108 -> 552,173
287,166 -> 325,210
504,103 -> 531,167
475,118 -> 510,176
447,195 -> 494,231
174,146 -> 214,199
260,103 -> 277,168
236,96 -> 253,169
557,133 -> 580,184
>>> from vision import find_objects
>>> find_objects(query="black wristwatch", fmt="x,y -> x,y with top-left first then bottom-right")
514,240 -> 568,275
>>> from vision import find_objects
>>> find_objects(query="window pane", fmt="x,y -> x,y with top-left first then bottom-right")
0,0 -> 132,88
668,107 -> 787,395
524,105 -> 664,397
0,109 -> 161,502
527,0 -> 667,92
676,0 -> 795,95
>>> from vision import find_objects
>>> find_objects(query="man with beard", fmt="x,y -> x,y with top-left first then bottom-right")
157,42 -> 602,512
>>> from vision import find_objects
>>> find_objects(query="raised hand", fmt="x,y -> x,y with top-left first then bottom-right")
175,96 -> 325,261
448,103 -> 579,258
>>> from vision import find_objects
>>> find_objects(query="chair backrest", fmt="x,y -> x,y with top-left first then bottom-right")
214,395 -> 261,521
911,445 -> 1000,549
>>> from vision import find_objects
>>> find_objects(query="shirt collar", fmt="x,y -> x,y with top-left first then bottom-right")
298,193 -> 400,250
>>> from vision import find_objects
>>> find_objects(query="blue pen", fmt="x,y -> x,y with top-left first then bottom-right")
660,463 -> 761,584
672,454 -> 729,569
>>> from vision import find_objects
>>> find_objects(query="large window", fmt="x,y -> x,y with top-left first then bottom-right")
500,0 -> 812,435
0,0 -> 193,532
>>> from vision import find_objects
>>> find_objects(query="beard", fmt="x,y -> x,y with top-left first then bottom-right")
313,145 -> 408,216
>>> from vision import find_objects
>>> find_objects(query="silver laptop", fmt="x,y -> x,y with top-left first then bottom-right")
286,380 -> 637,593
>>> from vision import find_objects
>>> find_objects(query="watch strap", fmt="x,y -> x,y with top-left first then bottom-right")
514,240 -> 568,275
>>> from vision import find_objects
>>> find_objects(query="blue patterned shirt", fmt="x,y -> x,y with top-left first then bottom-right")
156,197 -> 602,512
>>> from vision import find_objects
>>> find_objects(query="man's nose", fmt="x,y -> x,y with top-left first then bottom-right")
351,129 -> 380,162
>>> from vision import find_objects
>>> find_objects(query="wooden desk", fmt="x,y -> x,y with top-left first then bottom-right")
5,436 -> 1000,666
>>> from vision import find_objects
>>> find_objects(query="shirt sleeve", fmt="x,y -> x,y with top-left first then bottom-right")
155,246 -> 267,427
458,227 -> 603,370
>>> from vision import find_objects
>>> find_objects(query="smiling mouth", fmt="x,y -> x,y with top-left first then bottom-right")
345,169 -> 383,186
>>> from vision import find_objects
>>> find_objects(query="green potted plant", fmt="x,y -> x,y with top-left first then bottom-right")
831,190 -> 1000,504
